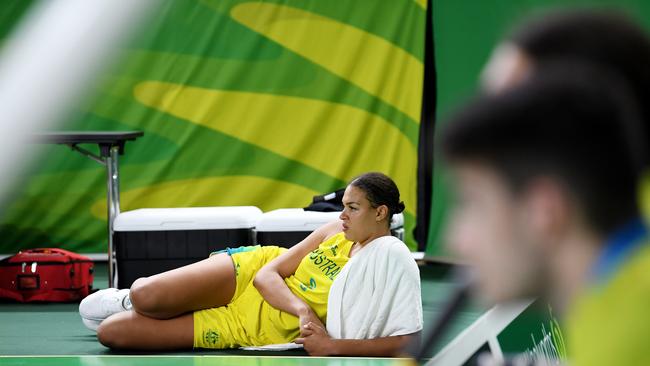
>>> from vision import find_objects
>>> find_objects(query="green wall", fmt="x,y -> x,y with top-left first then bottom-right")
427,0 -> 650,256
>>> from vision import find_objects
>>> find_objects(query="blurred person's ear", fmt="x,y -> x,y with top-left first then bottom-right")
521,177 -> 572,247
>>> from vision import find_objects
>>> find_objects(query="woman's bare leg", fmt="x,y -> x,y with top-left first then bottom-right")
129,253 -> 236,319
97,310 -> 193,350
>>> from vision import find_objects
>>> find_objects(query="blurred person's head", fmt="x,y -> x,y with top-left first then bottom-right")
442,63 -> 645,311
481,9 -> 650,149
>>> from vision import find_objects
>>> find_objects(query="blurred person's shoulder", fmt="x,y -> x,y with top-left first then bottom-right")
565,243 -> 650,366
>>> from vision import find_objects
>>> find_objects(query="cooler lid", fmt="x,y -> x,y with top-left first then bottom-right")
113,206 -> 263,231
255,208 -> 403,232
255,209 -> 338,232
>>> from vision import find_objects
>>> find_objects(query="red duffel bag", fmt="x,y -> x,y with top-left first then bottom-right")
0,248 -> 94,302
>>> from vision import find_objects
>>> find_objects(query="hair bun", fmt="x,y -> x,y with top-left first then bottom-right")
396,201 -> 405,214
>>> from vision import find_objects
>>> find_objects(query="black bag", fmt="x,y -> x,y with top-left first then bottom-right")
304,188 -> 345,212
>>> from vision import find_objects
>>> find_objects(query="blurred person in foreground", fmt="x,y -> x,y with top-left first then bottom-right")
441,62 -> 649,365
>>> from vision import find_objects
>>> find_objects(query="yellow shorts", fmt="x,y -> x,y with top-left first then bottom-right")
193,245 -> 299,349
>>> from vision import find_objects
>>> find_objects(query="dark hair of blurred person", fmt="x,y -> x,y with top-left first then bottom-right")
481,9 -> 650,157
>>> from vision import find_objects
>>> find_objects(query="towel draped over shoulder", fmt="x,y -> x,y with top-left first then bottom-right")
326,235 -> 423,339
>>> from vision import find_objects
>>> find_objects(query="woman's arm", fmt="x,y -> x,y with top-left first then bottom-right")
253,220 -> 341,325
295,321 -> 419,356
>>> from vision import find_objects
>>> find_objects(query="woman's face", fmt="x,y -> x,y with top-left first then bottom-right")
339,185 -> 382,243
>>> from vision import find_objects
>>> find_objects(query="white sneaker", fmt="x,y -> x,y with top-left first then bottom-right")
79,288 -> 132,331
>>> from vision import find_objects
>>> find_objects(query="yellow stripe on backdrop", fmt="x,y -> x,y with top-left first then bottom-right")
414,0 -> 427,10
230,2 -> 424,123
133,82 -> 417,216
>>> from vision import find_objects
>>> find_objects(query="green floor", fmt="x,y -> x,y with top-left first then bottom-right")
0,262 -> 485,365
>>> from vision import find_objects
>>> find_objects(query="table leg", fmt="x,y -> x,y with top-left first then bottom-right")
106,146 -> 121,287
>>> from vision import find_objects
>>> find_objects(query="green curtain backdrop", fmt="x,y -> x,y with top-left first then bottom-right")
0,0 -> 426,254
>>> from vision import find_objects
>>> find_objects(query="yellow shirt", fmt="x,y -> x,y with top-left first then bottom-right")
565,243 -> 650,365
264,232 -> 353,341
286,232 -> 354,323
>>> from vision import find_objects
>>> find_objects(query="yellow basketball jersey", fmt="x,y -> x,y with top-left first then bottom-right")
259,232 -> 353,343
286,232 -> 354,322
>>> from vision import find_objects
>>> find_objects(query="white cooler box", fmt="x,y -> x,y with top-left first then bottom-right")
255,208 -> 404,247
113,206 -> 262,288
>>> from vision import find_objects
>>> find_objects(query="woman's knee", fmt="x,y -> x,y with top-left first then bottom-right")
129,277 -> 162,314
97,315 -> 129,349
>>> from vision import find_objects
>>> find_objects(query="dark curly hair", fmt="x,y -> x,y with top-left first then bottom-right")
350,172 -> 405,226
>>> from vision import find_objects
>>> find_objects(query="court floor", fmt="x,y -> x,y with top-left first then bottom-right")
0,355 -> 424,366
0,263 -> 484,365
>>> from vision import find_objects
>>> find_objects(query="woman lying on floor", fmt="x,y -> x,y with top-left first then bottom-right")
79,172 -> 423,356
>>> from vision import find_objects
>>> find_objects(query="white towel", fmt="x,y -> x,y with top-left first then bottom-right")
326,235 -> 423,339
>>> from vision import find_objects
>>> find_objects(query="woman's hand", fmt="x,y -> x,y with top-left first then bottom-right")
253,220 -> 342,319
296,329 -> 418,357
298,308 -> 325,337
295,321 -> 335,356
